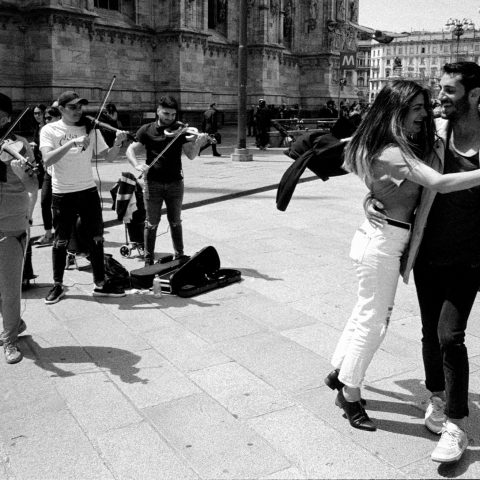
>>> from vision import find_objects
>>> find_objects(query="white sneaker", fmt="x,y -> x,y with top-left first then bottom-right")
425,395 -> 446,434
431,421 -> 468,463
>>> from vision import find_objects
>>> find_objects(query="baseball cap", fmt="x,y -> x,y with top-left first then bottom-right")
57,91 -> 88,107
0,93 -> 13,115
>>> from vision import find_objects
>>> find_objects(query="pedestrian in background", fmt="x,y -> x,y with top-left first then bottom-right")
254,98 -> 291,150
200,102 -> 221,157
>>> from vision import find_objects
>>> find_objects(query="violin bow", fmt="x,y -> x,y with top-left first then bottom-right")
0,107 -> 31,146
94,75 -> 116,123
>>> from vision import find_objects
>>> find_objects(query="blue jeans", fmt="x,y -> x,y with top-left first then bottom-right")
144,179 -> 184,262
0,231 -> 26,344
51,187 -> 105,285
332,220 -> 410,388
413,261 -> 480,419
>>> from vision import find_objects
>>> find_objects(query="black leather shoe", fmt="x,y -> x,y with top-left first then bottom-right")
324,369 -> 366,405
335,390 -> 376,431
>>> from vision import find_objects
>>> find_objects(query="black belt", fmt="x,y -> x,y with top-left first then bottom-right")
385,217 -> 411,230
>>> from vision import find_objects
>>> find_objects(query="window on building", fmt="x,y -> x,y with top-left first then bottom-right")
420,57 -> 425,65
386,69 -> 390,78
444,45 -> 450,52
357,77 -> 365,87
208,0 -> 228,33
386,59 -> 390,65
398,47 -> 403,54
387,48 -> 391,55
410,46 -> 414,53
475,45 -> 480,52
432,45 -> 437,53
94,0 -> 119,9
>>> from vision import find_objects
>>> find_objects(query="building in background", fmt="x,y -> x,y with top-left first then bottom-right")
0,0 -> 364,125
369,28 -> 480,102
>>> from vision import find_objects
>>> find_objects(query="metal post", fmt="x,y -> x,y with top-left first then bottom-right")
232,0 -> 252,161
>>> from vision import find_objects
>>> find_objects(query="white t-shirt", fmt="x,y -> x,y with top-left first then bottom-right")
39,120 -> 108,193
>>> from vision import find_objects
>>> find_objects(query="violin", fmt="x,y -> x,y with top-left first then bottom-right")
164,122 -> 217,144
0,139 -> 38,176
84,115 -> 137,142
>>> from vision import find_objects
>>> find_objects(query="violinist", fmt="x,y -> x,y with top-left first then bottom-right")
126,95 -> 209,266
0,93 -> 38,364
39,91 -> 128,304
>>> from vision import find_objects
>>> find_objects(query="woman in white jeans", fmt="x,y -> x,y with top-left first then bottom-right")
325,80 -> 480,431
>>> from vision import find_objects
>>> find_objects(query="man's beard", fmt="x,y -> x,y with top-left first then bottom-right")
441,96 -> 470,120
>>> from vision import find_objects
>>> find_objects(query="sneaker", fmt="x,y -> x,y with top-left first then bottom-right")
425,395 -> 447,434
0,319 -> 27,346
45,284 -> 65,304
93,280 -> 126,297
4,342 -> 23,364
431,421 -> 468,463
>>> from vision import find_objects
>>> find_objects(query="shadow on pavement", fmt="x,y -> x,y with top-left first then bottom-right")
21,336 -> 148,384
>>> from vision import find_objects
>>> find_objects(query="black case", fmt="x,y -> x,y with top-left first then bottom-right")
129,255 -> 189,289
159,246 -> 241,297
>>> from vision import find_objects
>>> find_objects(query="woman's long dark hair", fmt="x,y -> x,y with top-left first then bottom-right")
343,80 -> 435,181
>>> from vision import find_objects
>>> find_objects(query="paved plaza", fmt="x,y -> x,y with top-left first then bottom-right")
2,130 -> 480,479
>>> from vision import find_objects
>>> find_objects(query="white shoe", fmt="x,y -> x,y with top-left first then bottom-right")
425,395 -> 446,434
431,421 -> 468,463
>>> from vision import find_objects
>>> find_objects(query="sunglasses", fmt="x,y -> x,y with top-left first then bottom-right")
45,116 -> 53,120
64,103 -> 83,110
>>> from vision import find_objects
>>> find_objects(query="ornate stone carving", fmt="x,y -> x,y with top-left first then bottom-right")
307,0 -> 317,32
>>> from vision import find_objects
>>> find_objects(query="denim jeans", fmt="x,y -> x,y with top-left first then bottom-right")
413,261 -> 480,419
0,231 -> 26,344
332,220 -> 411,388
144,179 -> 184,261
51,187 -> 105,285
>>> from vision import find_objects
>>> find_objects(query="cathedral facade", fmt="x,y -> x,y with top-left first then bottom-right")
0,0 -> 359,121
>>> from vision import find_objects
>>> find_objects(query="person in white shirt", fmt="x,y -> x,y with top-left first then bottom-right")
40,91 -> 127,304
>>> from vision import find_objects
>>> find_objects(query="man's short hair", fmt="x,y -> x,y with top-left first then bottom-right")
159,95 -> 178,110
327,100 -> 335,107
0,93 -> 12,116
443,62 -> 480,93
57,91 -> 88,107
210,102 -> 216,108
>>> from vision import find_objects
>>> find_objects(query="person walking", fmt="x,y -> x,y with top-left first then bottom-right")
0,93 -> 38,363
125,95 -> 209,266
325,78 -> 480,440
39,91 -> 128,304
364,62 -> 480,463
254,98 -> 290,150
200,102 -> 221,157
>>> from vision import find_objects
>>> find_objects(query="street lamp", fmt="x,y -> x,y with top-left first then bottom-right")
445,18 -> 474,60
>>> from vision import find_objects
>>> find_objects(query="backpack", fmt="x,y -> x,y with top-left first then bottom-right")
104,253 -> 130,288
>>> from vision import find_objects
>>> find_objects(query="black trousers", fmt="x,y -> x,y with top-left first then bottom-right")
413,261 -> 480,418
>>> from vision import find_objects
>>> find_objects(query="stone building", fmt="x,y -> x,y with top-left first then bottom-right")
0,0 -> 359,125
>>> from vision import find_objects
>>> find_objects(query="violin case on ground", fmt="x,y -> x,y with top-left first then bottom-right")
129,255 -> 189,289
158,246 -> 242,297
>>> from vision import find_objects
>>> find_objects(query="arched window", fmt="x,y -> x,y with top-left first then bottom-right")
357,77 -> 364,87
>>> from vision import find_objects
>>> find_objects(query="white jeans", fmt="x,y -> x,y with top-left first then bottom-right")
331,220 -> 411,388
